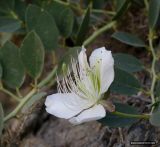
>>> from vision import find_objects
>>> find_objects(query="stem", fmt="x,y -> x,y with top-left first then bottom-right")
83,21 -> 116,46
3,88 -> 37,122
3,66 -> 57,122
0,88 -> 21,102
16,88 -> 22,98
54,0 -> 69,6
144,0 -> 149,11
34,78 -> 38,88
149,30 -> 157,104
38,66 -> 57,88
92,9 -> 116,15
112,111 -> 150,120
10,10 -> 19,20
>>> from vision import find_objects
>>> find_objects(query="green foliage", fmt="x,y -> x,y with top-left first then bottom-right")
0,64 -> 2,79
155,80 -> 160,98
0,41 -> 25,89
85,0 -> 106,9
110,68 -> 141,95
20,31 -> 44,79
112,32 -> 146,47
150,104 -> 160,126
0,103 -> 4,136
44,1 -> 74,37
99,103 -> 139,127
0,0 -> 15,14
22,92 -> 46,112
113,0 -> 130,20
14,0 -> 27,21
44,1 -> 65,24
0,17 -> 21,32
0,0 -> 157,129
92,0 -> 106,9
58,8 -> 74,37
113,53 -> 143,73
115,0 -> 126,10
149,0 -> 160,29
26,4 -> 59,51
58,46 -> 81,73
76,7 -> 90,45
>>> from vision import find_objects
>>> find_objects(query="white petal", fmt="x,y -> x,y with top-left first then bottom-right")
78,46 -> 89,71
45,93 -> 93,119
89,47 -> 114,94
78,47 -> 95,97
69,104 -> 106,125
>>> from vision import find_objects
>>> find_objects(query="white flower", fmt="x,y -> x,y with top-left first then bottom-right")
45,47 -> 114,125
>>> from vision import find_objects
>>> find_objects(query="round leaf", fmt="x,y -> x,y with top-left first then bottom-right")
20,31 -> 44,78
0,41 -> 25,89
44,2 -> 74,37
150,105 -> 160,126
0,0 -> 15,13
0,17 -> 21,32
113,53 -> 143,73
26,4 -> 59,51
112,31 -> 146,47
44,0 -> 66,24
58,8 -> 74,37
110,68 -> 141,95
155,81 -> 160,98
149,0 -> 160,29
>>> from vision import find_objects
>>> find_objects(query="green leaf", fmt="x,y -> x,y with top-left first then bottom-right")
44,1 -> 65,23
132,0 -> 144,6
112,31 -> 146,47
71,17 -> 79,37
99,103 -> 139,128
93,0 -> 106,9
0,64 -> 2,79
85,0 -> 105,9
58,46 -> 81,74
0,41 -> 25,89
155,80 -> 160,98
26,4 -> 59,51
113,53 -> 143,73
0,17 -> 21,32
22,92 -> 46,112
150,105 -> 160,126
76,7 -> 90,45
0,0 -> 15,13
113,0 -> 130,20
20,31 -> 44,78
44,2 -> 74,37
110,68 -> 141,95
115,0 -> 126,10
0,103 -> 4,136
58,8 -> 74,37
14,0 -> 27,21
148,0 -> 160,29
